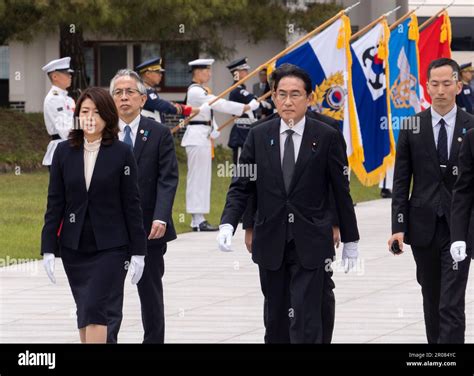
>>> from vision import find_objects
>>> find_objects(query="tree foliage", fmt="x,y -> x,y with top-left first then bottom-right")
0,0 -> 342,58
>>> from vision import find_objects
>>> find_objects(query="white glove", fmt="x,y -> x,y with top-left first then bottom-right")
210,129 -> 221,139
260,100 -> 272,109
217,224 -> 234,252
342,241 -> 358,273
43,253 -> 56,284
248,99 -> 260,111
129,255 -> 145,285
450,241 -> 467,263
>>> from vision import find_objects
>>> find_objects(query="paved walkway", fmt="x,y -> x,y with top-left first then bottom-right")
1,199 -> 474,343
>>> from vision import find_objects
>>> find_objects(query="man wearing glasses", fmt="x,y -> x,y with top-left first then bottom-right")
107,69 -> 179,344
218,64 -> 359,343
389,58 -> 474,343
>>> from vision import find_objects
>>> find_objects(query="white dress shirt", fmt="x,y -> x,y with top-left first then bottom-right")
280,116 -> 306,164
431,105 -> 457,159
118,114 -> 141,146
83,138 -> 101,191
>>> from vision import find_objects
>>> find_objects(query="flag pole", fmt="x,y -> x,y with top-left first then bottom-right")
389,2 -> 425,31
350,6 -> 400,41
174,1 -> 361,131
419,1 -> 454,31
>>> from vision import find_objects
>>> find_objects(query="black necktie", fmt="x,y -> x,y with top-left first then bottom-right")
437,118 -> 448,166
282,129 -> 295,193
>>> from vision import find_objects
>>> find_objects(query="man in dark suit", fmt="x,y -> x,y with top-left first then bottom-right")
218,64 -> 359,343
389,58 -> 474,344
107,69 -> 179,343
241,108 -> 345,344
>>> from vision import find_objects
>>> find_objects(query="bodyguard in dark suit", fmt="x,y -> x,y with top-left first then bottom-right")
218,64 -> 359,343
107,70 -> 179,343
41,87 -> 147,343
389,58 -> 474,344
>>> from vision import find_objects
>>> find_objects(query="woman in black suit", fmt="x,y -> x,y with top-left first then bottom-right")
41,87 -> 147,343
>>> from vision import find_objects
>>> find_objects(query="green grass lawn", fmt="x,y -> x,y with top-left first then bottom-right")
0,160 -> 380,265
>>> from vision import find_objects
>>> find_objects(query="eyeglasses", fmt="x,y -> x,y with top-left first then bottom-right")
275,91 -> 306,101
112,88 -> 142,97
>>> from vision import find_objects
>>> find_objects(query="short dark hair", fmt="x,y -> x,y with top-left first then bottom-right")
427,58 -> 461,81
69,87 -> 119,148
271,63 -> 313,95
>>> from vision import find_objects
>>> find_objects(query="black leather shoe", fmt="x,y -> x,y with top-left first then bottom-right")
192,221 -> 219,232
380,188 -> 392,198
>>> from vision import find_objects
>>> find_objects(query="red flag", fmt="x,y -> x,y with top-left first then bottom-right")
418,12 -> 452,109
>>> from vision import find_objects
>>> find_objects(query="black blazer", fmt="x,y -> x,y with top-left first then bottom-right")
242,110 -> 346,229
41,139 -> 147,255
133,116 -> 179,248
221,117 -> 359,271
392,107 -> 474,247
451,127 -> 474,253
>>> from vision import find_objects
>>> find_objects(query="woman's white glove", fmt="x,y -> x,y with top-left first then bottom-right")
129,255 -> 145,285
43,253 -> 56,284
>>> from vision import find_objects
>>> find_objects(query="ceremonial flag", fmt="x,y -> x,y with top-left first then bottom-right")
350,20 -> 395,186
388,14 -> 421,144
272,15 -> 363,168
419,12 -> 452,109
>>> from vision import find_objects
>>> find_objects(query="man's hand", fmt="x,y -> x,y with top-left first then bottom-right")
342,242 -> 358,273
148,220 -> 166,240
242,104 -> 251,113
244,228 -> 253,253
388,232 -> 404,255
333,226 -> 341,248
217,224 -> 234,252
450,241 -> 467,263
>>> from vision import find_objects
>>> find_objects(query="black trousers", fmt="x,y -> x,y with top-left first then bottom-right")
107,243 -> 166,344
258,241 -> 328,344
411,216 -> 471,344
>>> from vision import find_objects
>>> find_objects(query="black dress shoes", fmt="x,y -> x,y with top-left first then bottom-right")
192,221 -> 219,232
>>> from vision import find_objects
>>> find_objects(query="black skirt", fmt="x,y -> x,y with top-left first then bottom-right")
61,213 -> 129,329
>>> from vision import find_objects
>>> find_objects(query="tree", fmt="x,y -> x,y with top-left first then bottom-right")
0,0 -> 342,96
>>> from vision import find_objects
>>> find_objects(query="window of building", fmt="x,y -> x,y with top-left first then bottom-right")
84,41 -> 197,92
99,44 -> 128,87
0,46 -> 9,79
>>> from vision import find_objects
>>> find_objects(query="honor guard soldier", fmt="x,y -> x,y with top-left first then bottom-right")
456,62 -> 473,114
182,58 -> 251,231
226,57 -> 271,164
136,57 -> 198,122
41,57 -> 75,167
